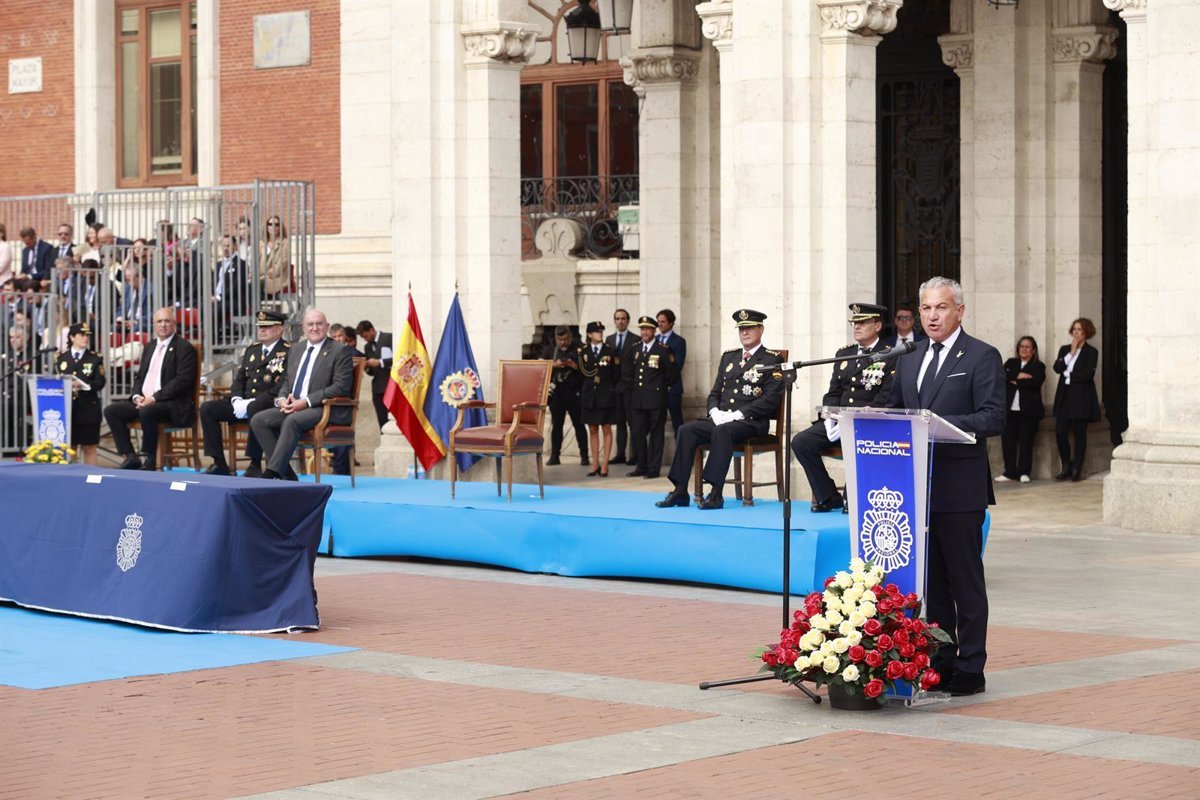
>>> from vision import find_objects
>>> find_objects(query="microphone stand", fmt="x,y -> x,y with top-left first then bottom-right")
697,349 -> 901,699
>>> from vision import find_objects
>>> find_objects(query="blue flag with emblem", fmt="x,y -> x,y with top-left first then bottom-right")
423,293 -> 487,472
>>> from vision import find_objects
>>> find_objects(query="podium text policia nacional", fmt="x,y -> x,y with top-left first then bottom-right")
820,405 -> 976,701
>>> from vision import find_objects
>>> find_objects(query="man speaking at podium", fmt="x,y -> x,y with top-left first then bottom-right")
887,277 -> 1004,696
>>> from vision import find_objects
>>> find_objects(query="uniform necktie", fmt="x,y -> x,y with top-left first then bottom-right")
918,342 -> 944,406
593,345 -> 600,356
293,345 -> 315,397
742,350 -> 752,361
262,346 -> 270,359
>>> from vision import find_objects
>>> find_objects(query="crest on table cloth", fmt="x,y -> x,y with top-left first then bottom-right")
859,487 -> 913,573
116,512 -> 143,572
438,367 -> 481,407
38,409 -> 66,444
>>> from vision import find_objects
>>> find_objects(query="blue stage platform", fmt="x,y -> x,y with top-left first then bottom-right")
314,476 -> 854,595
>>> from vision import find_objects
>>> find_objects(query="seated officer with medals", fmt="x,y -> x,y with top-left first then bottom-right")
791,302 -> 895,512
656,309 -> 784,510
199,309 -> 291,476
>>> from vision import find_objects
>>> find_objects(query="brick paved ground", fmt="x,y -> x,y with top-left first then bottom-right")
2,478 -> 1198,799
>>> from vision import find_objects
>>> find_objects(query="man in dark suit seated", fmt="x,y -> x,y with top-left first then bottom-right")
199,310 -> 290,477
791,302 -> 895,513
886,276 -> 1005,696
18,227 -> 55,288
655,309 -> 784,510
250,308 -> 354,481
103,307 -> 198,471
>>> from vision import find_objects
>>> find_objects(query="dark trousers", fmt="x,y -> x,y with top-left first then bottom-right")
199,398 -> 269,468
666,383 -> 683,435
1055,412 -> 1088,471
372,392 -> 389,428
613,392 -> 631,460
104,400 -> 191,461
1001,412 -> 1039,478
791,421 -> 838,503
926,510 -> 989,673
332,445 -> 352,475
548,390 -> 588,460
250,406 -> 324,474
666,418 -> 759,493
629,406 -> 666,473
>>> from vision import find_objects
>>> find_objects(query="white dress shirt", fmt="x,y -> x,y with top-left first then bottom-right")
293,339 -> 325,402
917,326 -> 963,392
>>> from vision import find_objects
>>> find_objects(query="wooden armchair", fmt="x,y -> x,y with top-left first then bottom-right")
295,358 -> 366,487
693,349 -> 789,506
448,359 -> 552,502
132,341 -> 203,470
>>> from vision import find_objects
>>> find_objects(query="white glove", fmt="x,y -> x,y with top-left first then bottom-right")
730,410 -> 745,422
709,408 -> 724,424
232,397 -> 252,419
824,418 -> 840,443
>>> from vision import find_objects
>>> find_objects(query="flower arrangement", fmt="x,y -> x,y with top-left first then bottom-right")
758,558 -> 952,704
23,439 -> 75,465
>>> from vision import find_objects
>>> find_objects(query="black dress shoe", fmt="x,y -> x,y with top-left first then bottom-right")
580,457 -> 591,466
262,468 -> 283,480
1054,467 -> 1072,481
139,460 -> 158,471
241,463 -> 264,479
698,492 -> 724,510
655,488 -> 690,508
811,494 -> 845,513
642,472 -> 660,479
204,464 -> 231,476
1070,469 -> 1083,482
546,456 -> 561,466
944,670 -> 986,696
610,456 -> 627,465
627,469 -> 646,477
119,455 -> 143,470
284,467 -> 300,481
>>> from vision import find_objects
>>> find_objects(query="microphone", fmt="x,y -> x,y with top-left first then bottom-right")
867,340 -> 916,364
38,345 -> 60,354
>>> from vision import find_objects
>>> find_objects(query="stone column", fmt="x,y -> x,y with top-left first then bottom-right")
1104,0 -> 1200,533
697,0 -> 734,355
938,1 -> 974,301
73,0 -> 116,191
194,1 -> 220,186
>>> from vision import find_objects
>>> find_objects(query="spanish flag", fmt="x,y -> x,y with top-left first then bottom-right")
383,294 -> 446,470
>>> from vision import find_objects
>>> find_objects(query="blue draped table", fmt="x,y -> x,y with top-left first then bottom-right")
0,464 -> 331,633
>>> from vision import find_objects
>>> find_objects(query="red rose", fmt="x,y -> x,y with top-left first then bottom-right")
824,576 -> 837,588
865,650 -> 883,668
783,648 -> 800,666
894,629 -> 911,644
863,618 -> 883,635
914,635 -> 928,649
903,662 -> 919,681
848,645 -> 866,663
899,643 -> 916,658
885,660 -> 905,680
763,650 -> 778,666
885,583 -> 901,595
877,634 -> 894,651
871,585 -> 885,598
806,591 -> 822,605
864,679 -> 884,698
911,619 -> 926,633
913,652 -> 930,669
920,670 -> 941,690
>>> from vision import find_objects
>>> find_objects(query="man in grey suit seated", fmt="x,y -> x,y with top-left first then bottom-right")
250,308 -> 354,480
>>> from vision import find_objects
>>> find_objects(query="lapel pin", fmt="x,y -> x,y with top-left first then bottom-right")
956,350 -> 964,358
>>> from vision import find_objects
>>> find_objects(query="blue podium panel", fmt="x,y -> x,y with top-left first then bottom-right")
0,464 -> 331,633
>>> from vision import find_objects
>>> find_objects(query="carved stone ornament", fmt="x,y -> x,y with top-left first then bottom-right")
461,21 -> 537,65
937,33 -> 973,71
1101,0 -> 1147,14
1052,26 -> 1119,64
620,53 -> 701,96
817,0 -> 903,37
696,0 -> 733,51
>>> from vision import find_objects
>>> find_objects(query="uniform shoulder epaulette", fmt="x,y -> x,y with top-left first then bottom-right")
836,343 -> 857,355
764,347 -> 782,357
723,347 -> 740,355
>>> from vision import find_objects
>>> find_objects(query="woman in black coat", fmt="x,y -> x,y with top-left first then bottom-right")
579,321 -> 621,477
997,336 -> 1045,483
1052,318 -> 1100,482
55,322 -> 107,465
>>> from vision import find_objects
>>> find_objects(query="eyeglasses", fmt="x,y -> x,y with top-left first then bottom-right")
895,315 -> 913,321
267,221 -> 281,227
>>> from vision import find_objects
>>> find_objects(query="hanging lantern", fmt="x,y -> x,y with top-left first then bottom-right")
597,0 -> 633,33
564,0 -> 602,64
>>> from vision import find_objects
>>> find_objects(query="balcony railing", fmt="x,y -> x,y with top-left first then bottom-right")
520,174 -> 639,259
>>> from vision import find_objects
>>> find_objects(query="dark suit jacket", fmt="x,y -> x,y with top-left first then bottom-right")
1003,358 -> 1045,418
605,330 -> 638,357
21,240 -> 55,282
660,331 -> 686,388
1052,343 -> 1100,421
363,331 -> 393,395
881,332 -> 927,348
132,335 -> 197,427
887,329 -> 1006,513
276,337 -> 355,425
213,255 -> 249,318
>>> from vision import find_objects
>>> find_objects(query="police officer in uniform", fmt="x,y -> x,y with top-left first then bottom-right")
541,325 -> 589,466
656,309 -> 784,510
199,309 -> 291,476
623,315 -> 677,479
56,322 -> 106,465
791,302 -> 895,512
579,321 -> 621,477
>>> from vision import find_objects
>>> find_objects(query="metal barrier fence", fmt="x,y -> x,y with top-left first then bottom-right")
0,180 -> 315,456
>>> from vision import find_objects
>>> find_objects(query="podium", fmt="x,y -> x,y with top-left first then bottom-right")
819,406 -> 976,702
25,375 -> 75,446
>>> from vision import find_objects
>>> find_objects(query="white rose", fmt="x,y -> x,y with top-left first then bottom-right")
830,637 -> 850,654
823,590 -> 840,607
800,630 -> 824,650
859,601 -> 877,618
810,614 -> 830,631
838,621 -> 856,637
835,571 -> 853,589
846,630 -> 863,646
841,600 -> 859,617
871,565 -> 885,580
841,664 -> 861,683
826,608 -> 844,625
849,611 -> 867,628
849,557 -> 866,573
823,656 -> 840,674
808,652 -> 825,669
843,585 -> 863,603
863,573 -> 881,588
819,641 -> 834,657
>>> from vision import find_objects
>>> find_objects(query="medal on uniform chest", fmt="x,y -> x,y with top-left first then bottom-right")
725,363 -> 733,373
648,355 -> 659,368
82,363 -> 93,376
58,360 -> 68,371
249,354 -> 256,363
840,361 -> 848,370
